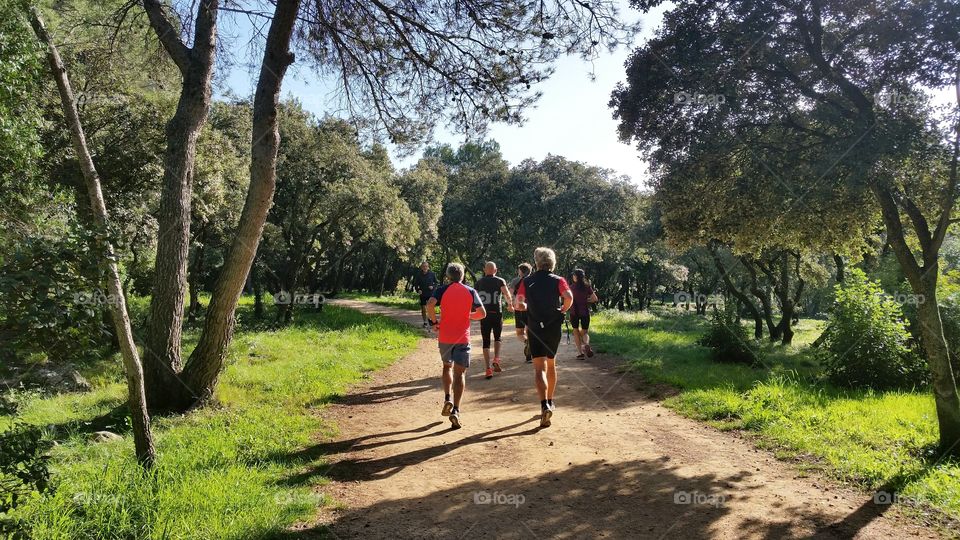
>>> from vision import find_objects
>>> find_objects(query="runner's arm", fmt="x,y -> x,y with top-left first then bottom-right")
560,290 -> 574,313
588,291 -> 599,303
426,297 -> 439,324
501,284 -> 514,312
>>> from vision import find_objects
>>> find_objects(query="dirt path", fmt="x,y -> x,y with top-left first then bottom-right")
289,300 -> 940,539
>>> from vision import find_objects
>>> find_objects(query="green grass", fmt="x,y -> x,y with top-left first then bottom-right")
591,305 -> 960,521
2,298 -> 420,539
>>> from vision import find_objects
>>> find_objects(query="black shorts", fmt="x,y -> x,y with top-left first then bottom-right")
480,312 -> 503,348
514,311 -> 528,329
527,319 -> 562,359
571,313 -> 590,330
419,292 -> 433,306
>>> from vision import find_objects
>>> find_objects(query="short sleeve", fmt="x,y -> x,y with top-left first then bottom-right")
558,277 -> 571,295
471,288 -> 483,309
516,279 -> 527,297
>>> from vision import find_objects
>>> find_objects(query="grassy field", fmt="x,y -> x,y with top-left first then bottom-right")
591,306 -> 960,522
1,298 -> 420,539
345,294 -> 960,522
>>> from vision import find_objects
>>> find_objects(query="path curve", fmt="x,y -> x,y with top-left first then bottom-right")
289,299 -> 940,539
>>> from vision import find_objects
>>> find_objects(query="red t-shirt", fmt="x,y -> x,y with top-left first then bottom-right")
432,282 -> 482,344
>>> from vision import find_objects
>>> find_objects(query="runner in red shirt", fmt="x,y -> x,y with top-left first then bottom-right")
426,263 -> 486,429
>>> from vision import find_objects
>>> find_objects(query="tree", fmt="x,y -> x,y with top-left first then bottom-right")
611,0 -> 960,453
30,8 -> 155,466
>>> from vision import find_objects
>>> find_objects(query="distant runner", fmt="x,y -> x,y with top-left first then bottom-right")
474,261 -> 514,379
514,248 -> 573,428
509,263 -> 533,363
570,268 -> 599,359
425,263 -> 486,429
414,262 -> 439,328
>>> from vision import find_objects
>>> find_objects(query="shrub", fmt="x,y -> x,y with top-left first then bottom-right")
697,303 -> 761,365
0,423 -> 52,536
818,269 -> 928,390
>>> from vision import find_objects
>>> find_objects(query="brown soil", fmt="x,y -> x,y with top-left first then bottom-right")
284,299 -> 943,539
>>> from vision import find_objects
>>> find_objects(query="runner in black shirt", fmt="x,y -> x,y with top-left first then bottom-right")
509,263 -> 533,363
414,262 -> 439,328
474,261 -> 513,379
515,248 -> 573,428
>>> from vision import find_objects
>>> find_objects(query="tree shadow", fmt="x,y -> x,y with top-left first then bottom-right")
262,455 -> 886,539
316,376 -> 437,408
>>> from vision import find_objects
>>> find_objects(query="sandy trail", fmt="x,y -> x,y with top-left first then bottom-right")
286,299 -> 940,539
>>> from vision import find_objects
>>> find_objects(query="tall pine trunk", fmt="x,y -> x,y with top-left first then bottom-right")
177,0 -> 302,407
141,0 -> 219,412
31,9 -> 156,466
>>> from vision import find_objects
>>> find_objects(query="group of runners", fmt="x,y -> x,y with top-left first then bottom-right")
413,247 -> 598,429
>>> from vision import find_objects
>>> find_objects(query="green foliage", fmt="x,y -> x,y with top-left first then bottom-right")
818,269 -> 928,390
0,230 -> 111,364
697,304 -> 761,365
0,423 -> 53,536
0,0 -> 43,189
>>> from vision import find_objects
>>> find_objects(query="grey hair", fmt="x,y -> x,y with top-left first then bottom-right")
534,247 -> 556,271
446,262 -> 465,282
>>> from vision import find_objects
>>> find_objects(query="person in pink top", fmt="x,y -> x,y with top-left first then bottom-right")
425,263 -> 486,429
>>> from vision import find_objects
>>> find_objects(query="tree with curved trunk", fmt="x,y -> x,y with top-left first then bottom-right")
612,0 -> 960,454
30,8 -> 155,466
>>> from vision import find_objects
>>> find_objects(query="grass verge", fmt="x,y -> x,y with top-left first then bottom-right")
2,299 -> 420,539
591,306 -> 960,522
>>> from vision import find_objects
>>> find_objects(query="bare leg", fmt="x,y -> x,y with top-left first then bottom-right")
421,306 -> 428,324
453,364 -> 467,408
483,347 -> 491,369
493,340 -> 502,360
582,330 -> 591,347
533,357 -> 549,401
573,328 -> 584,354
442,363 -> 453,398
545,358 -> 557,400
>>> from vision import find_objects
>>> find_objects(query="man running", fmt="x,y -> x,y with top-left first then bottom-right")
414,262 -> 439,328
426,263 -> 486,429
508,263 -> 533,363
475,261 -> 514,379
514,248 -> 573,428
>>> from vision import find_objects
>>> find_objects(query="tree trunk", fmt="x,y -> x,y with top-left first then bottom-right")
177,0 -> 302,409
873,181 -> 960,456
141,0 -> 220,411
710,244 -> 763,339
187,231 -> 206,324
31,9 -> 156,466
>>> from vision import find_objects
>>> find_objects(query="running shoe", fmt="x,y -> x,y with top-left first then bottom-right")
493,358 -> 502,372
585,344 -> 595,358
441,401 -> 454,416
525,355 -> 532,364
576,353 -> 586,360
449,410 -> 462,429
540,406 -> 553,428
485,367 -> 494,379
423,321 -> 429,328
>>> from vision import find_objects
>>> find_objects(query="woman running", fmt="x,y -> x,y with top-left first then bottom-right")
570,268 -> 599,359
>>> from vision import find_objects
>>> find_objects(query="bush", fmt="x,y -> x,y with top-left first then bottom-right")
818,269 -> 928,390
0,423 -> 52,536
0,231 -> 112,365
697,303 -> 761,365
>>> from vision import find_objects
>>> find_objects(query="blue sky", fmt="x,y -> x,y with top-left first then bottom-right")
219,2 -> 669,186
